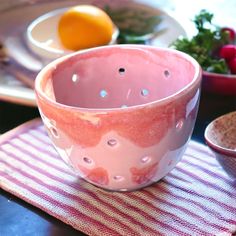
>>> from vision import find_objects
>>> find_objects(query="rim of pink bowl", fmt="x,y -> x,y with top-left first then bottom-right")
204,111 -> 236,159
34,44 -> 202,112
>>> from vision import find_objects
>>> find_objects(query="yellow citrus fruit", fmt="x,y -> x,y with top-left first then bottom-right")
58,5 -> 114,50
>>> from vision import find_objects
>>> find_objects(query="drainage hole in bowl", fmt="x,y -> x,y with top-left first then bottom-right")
176,119 -> 184,131
50,127 -> 59,138
72,74 -> 79,83
83,157 -> 93,164
113,175 -> 124,181
141,89 -> 149,97
107,139 -> 117,147
164,69 -> 170,78
100,89 -> 108,98
119,67 -> 125,75
141,155 -> 152,164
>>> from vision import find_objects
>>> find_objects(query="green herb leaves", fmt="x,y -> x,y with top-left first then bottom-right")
104,5 -> 162,44
172,10 -> 232,74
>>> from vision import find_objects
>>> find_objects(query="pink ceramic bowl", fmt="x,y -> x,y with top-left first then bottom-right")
205,111 -> 236,179
35,45 -> 201,191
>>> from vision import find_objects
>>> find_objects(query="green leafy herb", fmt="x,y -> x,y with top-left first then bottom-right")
172,9 -> 231,74
104,5 -> 162,44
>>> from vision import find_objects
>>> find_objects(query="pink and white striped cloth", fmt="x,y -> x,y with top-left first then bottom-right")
0,118 -> 236,236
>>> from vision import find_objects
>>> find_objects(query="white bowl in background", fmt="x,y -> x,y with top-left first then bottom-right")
26,8 -> 119,59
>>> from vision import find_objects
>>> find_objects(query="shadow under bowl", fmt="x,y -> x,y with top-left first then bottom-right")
205,111 -> 236,179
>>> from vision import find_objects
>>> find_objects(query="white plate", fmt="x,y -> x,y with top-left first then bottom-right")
26,7 -> 120,59
0,0 -> 187,107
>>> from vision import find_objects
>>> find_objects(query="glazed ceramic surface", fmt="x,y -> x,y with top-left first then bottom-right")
35,45 -> 201,191
202,71 -> 236,96
205,111 -> 236,179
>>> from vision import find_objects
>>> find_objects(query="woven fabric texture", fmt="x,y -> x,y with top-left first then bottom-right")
0,119 -> 236,236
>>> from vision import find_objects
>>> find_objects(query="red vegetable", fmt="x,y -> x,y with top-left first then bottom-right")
228,57 -> 236,74
219,44 -> 236,61
221,27 -> 236,41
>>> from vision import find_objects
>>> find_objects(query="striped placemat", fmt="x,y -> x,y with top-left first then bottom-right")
0,118 -> 236,236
